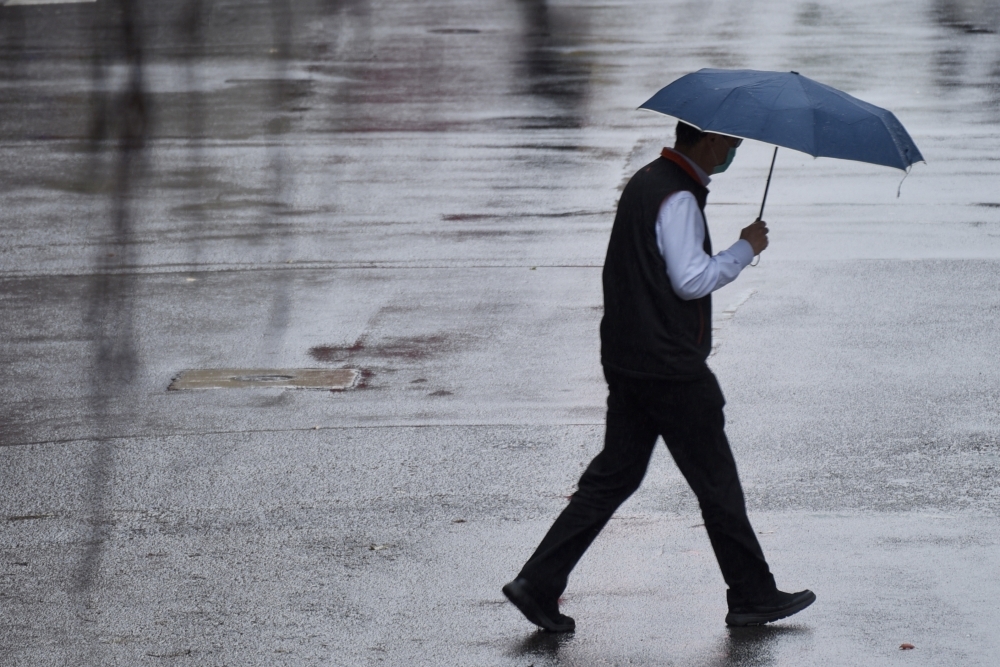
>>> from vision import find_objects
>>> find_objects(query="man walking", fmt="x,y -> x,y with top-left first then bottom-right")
503,122 -> 815,631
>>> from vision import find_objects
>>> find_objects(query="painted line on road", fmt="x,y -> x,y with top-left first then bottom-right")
1,422 -> 608,449
710,288 -> 758,357
0,263 -> 607,279
3,0 -> 95,5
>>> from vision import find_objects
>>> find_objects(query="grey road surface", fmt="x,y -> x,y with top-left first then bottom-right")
2,0 -> 1000,665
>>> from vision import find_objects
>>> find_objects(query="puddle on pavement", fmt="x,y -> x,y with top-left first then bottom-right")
444,229 -> 543,241
427,28 -> 481,34
441,210 -> 607,222
43,177 -> 115,195
310,334 -> 465,363
171,198 -> 286,214
168,368 -> 358,390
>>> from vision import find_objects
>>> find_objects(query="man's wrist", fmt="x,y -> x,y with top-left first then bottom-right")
731,239 -> 756,267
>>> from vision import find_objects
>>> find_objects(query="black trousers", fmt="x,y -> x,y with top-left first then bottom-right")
518,369 -> 776,604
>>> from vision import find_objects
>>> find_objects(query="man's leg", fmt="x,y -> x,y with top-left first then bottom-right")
649,374 -> 776,602
515,375 -> 659,602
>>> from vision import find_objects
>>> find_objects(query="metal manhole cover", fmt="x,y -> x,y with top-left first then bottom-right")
168,368 -> 358,391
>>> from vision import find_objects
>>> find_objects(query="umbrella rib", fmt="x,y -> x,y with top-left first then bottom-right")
878,112 -> 918,169
791,76 -> 820,157
812,83 -> 910,167
703,86 -> 743,132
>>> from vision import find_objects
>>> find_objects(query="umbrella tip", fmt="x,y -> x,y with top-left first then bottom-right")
791,70 -> 800,75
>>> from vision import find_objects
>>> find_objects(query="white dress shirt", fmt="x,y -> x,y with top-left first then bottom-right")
654,151 -> 755,301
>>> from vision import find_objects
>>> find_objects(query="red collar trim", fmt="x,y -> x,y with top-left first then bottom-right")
660,148 -> 706,186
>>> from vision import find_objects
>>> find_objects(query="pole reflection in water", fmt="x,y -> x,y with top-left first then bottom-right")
179,0 -> 207,267
79,0 -> 146,662
931,0 -> 1000,122
261,0 -> 297,358
515,0 -> 592,129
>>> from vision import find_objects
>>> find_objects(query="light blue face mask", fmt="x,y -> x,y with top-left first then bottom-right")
712,146 -> 738,174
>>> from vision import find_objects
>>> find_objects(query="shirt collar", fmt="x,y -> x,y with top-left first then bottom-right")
661,147 -> 711,186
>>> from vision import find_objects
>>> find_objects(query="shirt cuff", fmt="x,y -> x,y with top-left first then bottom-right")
727,239 -> 756,268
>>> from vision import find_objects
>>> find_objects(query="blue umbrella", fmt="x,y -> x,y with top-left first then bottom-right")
640,68 -> 924,217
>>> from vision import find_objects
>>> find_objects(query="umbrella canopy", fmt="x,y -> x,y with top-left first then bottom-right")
640,68 -> 923,171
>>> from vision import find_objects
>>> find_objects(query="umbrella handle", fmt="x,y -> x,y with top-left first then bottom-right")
749,147 -> 778,268
758,146 -> 778,221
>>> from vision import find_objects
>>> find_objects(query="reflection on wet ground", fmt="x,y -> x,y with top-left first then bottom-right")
76,8 -> 149,666
930,0 -> 1000,119
709,625 -> 812,667
505,623 -> 812,666
515,0 -> 591,128
3,0 -> 1000,665
510,629 -> 574,661
934,0 -> 1000,34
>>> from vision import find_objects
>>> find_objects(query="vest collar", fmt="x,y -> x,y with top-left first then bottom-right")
660,147 -> 711,187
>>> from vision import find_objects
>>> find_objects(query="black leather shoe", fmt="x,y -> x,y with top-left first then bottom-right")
502,578 -> 575,632
725,589 -> 816,627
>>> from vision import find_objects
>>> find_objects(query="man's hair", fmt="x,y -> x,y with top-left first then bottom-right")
675,121 -> 707,148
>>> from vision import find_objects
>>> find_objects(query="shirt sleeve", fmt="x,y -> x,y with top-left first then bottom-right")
655,191 -> 755,301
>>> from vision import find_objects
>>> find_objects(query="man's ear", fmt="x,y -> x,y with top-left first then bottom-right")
705,134 -> 725,156
695,133 -> 718,154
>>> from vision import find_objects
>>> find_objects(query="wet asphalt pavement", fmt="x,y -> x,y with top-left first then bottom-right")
2,0 -> 1000,665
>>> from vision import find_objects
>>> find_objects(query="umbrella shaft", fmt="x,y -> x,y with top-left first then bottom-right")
758,146 -> 778,220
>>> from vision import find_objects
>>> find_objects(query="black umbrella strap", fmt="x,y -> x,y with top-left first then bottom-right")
896,165 -> 911,198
